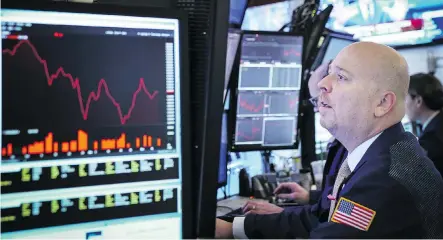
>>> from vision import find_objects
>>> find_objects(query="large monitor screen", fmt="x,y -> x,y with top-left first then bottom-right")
321,0 -> 443,46
224,29 -> 242,98
1,4 -> 188,239
322,37 -> 355,64
312,34 -> 356,69
231,32 -> 303,151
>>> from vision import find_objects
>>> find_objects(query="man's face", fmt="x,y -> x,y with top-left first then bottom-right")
317,47 -> 376,138
405,93 -> 420,121
308,62 -> 330,112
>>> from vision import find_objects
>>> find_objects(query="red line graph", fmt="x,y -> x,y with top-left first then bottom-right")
239,100 -> 264,113
283,48 -> 301,57
2,40 -> 159,125
238,95 -> 264,113
237,127 -> 262,141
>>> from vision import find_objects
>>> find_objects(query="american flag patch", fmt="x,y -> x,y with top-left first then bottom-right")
331,197 -> 376,231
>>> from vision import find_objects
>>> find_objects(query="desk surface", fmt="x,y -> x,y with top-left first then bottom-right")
216,196 -> 268,217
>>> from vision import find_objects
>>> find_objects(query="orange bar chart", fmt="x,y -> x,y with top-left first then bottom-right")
78,130 -> 88,152
45,133 -> 53,154
2,130 -> 164,157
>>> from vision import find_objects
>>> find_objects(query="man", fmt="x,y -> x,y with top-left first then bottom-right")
405,73 -> 443,176
216,42 -> 443,238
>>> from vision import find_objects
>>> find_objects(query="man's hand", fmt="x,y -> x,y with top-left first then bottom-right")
242,201 -> 284,215
274,182 -> 309,204
215,218 -> 233,239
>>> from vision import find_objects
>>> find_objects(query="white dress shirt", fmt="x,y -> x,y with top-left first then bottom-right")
346,132 -> 382,172
232,132 -> 382,239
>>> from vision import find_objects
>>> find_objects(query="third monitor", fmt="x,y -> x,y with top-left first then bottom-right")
229,31 -> 303,151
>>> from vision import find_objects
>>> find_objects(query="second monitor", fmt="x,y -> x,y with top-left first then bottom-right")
230,31 -> 303,151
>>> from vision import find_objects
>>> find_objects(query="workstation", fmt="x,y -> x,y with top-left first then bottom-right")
1,0 -> 443,239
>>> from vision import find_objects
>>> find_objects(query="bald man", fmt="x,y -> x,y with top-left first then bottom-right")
215,42 -> 443,238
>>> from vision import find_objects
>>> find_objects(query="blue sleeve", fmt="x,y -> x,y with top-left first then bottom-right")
243,172 -> 424,238
310,173 -> 422,238
244,204 -> 319,238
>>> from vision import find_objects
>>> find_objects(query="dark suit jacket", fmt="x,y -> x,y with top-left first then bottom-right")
419,110 -> 443,177
243,123 -> 443,238
309,140 -> 347,204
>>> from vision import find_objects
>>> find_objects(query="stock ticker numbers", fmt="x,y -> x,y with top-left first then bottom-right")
1,24 -> 177,160
1,188 -> 178,232
1,157 -> 179,193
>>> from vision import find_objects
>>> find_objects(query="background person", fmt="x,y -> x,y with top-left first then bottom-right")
405,73 -> 443,176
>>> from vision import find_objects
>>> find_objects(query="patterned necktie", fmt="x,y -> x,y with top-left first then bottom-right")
328,157 -> 351,221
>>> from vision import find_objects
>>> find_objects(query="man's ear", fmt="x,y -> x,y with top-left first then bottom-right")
414,95 -> 423,107
375,91 -> 396,117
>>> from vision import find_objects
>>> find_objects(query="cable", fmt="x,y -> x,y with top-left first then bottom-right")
222,186 -> 228,199
279,1 -> 319,33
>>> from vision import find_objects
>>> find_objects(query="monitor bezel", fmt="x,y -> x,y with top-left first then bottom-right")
0,1 -> 194,238
217,110 -> 229,188
228,30 -> 304,152
224,28 -> 243,103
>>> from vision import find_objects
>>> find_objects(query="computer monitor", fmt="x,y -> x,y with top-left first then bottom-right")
312,33 -> 356,70
224,29 -> 242,100
1,2 -> 192,239
230,31 -> 303,151
218,112 -> 228,186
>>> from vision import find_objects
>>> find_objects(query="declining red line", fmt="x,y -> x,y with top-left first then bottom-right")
2,40 -> 159,125
239,99 -> 264,113
237,127 -> 261,141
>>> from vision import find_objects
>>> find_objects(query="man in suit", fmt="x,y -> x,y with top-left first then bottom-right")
215,42 -> 443,238
405,73 -> 443,176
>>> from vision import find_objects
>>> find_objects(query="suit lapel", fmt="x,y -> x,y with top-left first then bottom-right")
339,123 -> 405,194
421,111 -> 443,136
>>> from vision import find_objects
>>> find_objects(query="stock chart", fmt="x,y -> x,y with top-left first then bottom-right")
233,33 -> 303,149
2,24 -> 176,161
1,8 -> 183,238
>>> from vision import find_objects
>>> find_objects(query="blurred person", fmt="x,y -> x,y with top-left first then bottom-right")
216,42 -> 443,238
382,0 -> 409,22
405,73 -> 443,176
345,0 -> 392,26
